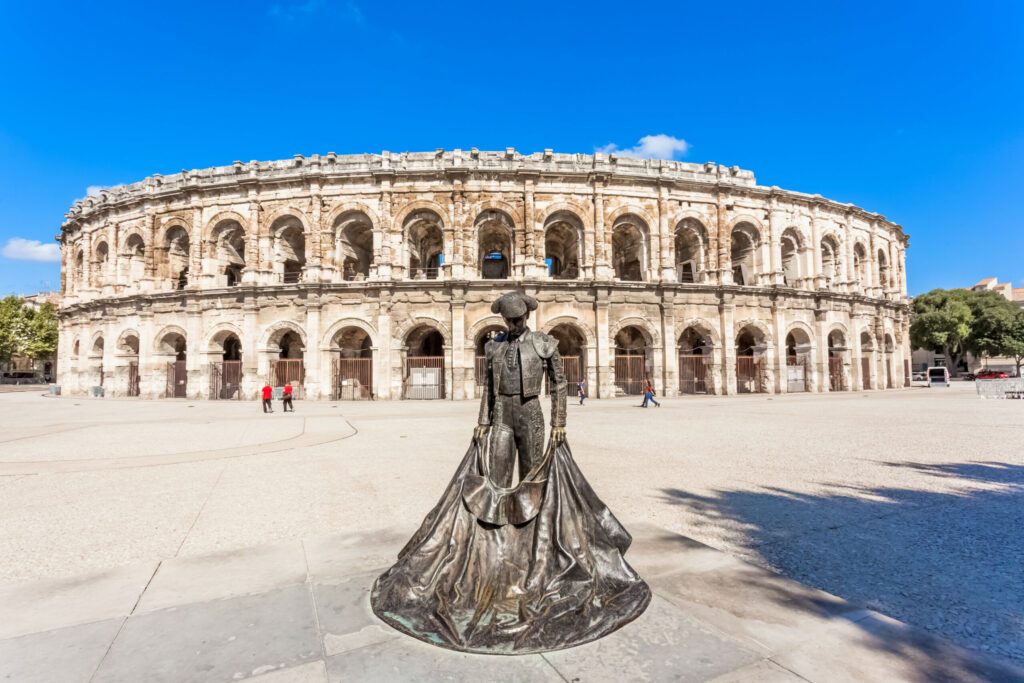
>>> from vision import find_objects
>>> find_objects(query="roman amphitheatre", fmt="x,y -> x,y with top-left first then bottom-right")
55,149 -> 909,401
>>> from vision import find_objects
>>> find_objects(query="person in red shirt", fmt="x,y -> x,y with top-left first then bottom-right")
261,384 -> 274,413
282,382 -> 295,412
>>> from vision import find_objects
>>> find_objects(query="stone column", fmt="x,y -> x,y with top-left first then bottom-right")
716,192 -> 732,284
188,206 -> 202,288
661,292 -> 677,397
719,299 -> 736,394
815,310 -> 829,393
595,289 -> 613,397
658,187 -> 674,282
81,232 -> 93,295
450,287 -> 467,400
811,208 -> 825,289
377,293 -> 394,399
767,202 -> 784,286
245,200 -> 262,285
593,181 -> 612,280
378,182 -> 396,280
304,297 -> 322,399
306,188 -> 323,283
242,300 -> 259,400
185,303 -> 202,399
523,176 -> 538,278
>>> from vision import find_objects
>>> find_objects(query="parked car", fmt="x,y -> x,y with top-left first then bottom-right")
912,371 -> 927,382
927,366 -> 951,387
975,369 -> 1009,380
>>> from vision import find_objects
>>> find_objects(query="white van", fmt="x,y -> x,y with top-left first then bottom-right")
927,366 -> 951,387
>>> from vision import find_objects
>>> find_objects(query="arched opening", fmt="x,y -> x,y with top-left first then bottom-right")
119,332 -> 141,397
211,220 -> 246,287
821,236 -> 839,288
854,243 -> 868,290
675,219 -> 707,283
93,241 -> 109,288
73,250 -> 85,292
406,211 -> 443,279
161,226 -> 190,290
71,338 -> 80,360
780,229 -> 801,287
613,325 -> 649,395
404,325 -> 446,399
828,330 -> 847,391
678,326 -> 712,394
473,324 -> 506,389
208,331 -> 243,400
731,223 -> 760,286
90,336 -> 105,388
784,328 -> 812,392
878,249 -> 890,291
736,325 -> 766,393
334,212 -> 374,281
125,234 -> 145,283
267,327 -> 305,396
548,323 -> 588,391
543,212 -> 582,279
157,331 -> 188,397
611,216 -> 647,282
271,216 -> 306,284
331,326 -> 373,399
476,211 -> 513,279
860,331 -> 875,390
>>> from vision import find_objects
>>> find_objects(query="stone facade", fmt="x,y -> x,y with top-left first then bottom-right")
56,150 -> 911,400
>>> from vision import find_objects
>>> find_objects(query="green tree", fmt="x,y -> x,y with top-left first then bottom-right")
25,302 -> 58,361
992,309 -> 1024,378
0,296 -> 28,365
910,289 -> 974,373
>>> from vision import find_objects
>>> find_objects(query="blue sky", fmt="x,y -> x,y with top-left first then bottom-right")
1,0 -> 1021,296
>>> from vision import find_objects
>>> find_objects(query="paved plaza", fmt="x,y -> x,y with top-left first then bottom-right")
1,385 -> 1022,681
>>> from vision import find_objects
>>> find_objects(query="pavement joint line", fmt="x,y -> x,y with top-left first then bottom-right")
129,560 -> 162,616
767,657 -> 815,682
300,539 -> 330,664
538,652 -> 572,682
174,465 -> 227,558
86,615 -> 127,683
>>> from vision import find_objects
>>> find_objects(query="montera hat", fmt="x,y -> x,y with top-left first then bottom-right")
491,291 -> 538,319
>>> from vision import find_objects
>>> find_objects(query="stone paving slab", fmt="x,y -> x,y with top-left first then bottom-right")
0,618 -> 123,683
135,541 -> 307,614
92,584 -> 321,683
0,561 -> 156,639
3,525 -> 1023,682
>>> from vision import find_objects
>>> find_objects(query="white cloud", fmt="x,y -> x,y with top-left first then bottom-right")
2,238 -> 61,263
597,134 -> 690,160
85,185 -> 108,197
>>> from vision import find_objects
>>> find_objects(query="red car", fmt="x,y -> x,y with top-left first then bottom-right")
975,369 -> 1009,380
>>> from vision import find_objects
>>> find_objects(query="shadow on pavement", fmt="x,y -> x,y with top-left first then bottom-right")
660,460 -> 1024,678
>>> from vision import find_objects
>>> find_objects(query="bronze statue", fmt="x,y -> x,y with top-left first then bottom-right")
371,291 -> 650,654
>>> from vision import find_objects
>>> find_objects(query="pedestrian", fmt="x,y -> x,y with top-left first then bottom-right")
578,379 -> 588,405
261,383 -> 274,413
282,382 -> 295,412
641,377 -> 660,408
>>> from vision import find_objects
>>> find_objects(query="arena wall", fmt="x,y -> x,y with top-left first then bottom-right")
56,150 -> 911,400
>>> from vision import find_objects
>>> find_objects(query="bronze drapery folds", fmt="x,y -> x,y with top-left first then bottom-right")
371,292 -> 650,654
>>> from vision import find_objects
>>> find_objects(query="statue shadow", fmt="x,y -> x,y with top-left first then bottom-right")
659,460 -> 1024,677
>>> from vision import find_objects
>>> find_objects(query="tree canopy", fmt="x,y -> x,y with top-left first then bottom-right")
911,288 -> 1024,375
0,296 -> 59,365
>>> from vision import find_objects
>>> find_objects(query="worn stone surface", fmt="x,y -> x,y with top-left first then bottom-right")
0,618 -> 123,683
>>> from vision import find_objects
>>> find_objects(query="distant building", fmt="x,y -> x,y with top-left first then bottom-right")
1,292 -> 60,383
912,277 -> 1024,375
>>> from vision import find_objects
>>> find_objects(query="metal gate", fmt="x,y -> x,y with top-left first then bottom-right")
166,361 -> 187,398
678,354 -> 708,394
543,356 -> 584,395
829,357 -> 845,392
786,356 -> 807,393
861,357 -> 872,389
614,354 -> 646,395
209,361 -> 243,400
736,356 -> 764,393
332,358 -> 373,400
271,359 -> 304,398
127,361 -> 140,397
404,356 -> 445,399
